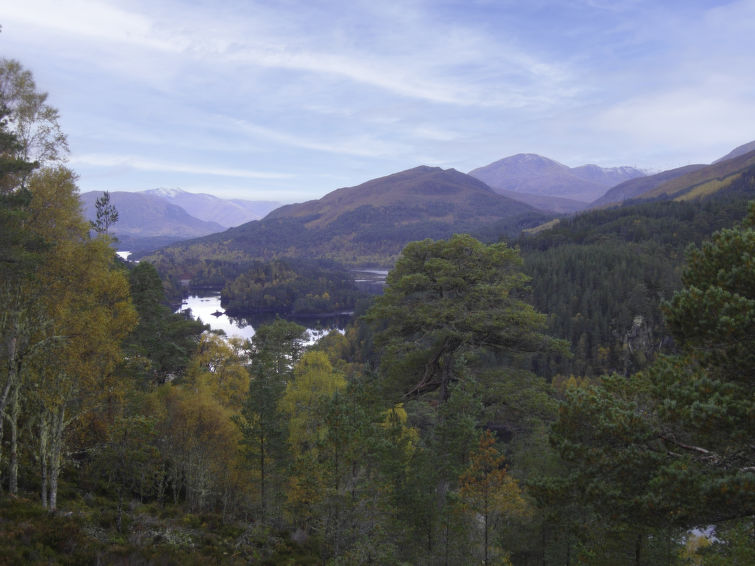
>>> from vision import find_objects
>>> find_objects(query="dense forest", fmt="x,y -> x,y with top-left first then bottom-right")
1,58 -> 754,566
519,189 -> 755,379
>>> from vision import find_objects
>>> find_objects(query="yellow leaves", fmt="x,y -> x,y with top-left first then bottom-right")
382,403 -> 409,425
552,374 -> 593,397
22,167 -> 137,415
27,166 -> 88,242
279,351 -> 346,456
185,334 -> 249,411
459,430 -> 531,521
381,403 -> 419,457
679,531 -> 712,565
153,384 -> 248,510
278,351 -> 349,521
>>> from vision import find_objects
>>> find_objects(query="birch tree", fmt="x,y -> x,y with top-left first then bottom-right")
0,58 -> 68,170
26,167 -> 136,510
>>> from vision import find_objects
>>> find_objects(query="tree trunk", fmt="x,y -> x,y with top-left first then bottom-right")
0,332 -> 19,417
0,332 -> 19,492
260,433 -> 266,524
48,405 -> 65,512
635,532 -> 643,566
39,414 -> 49,508
9,381 -> 20,495
484,502 -> 489,565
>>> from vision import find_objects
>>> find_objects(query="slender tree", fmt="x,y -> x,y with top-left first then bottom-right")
91,190 -> 119,236
459,430 -> 529,566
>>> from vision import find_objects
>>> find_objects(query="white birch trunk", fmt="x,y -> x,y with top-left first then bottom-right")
9,382 -> 19,495
48,404 -> 65,511
39,414 -> 49,508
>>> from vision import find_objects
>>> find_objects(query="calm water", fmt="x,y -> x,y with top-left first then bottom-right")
176,294 -> 349,342
178,294 -> 256,340
174,269 -> 389,341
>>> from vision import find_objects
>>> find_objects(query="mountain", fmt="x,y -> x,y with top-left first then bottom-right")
145,166 -> 547,268
634,149 -> 755,202
712,140 -> 755,164
144,188 -> 280,227
266,165 -> 530,225
589,164 -> 707,208
80,191 -> 226,252
469,153 -> 646,204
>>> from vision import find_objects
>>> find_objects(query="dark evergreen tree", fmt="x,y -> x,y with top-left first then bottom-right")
123,262 -> 207,385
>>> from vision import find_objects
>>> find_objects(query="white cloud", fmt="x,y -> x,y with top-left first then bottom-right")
225,117 -> 409,158
3,0 -> 182,52
71,153 -> 293,180
8,0 -> 577,108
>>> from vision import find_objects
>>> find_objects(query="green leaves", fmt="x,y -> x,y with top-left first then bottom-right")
367,234 -> 562,401
91,190 -> 119,235
551,203 -> 755,536
664,208 -> 755,379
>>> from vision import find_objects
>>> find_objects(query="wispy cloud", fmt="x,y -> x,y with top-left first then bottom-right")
4,0 -> 754,198
225,117 -> 409,158
8,0 -> 577,108
3,0 -> 184,52
71,153 -> 293,180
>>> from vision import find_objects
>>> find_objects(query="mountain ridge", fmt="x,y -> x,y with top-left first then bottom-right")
145,166 -> 548,268
144,188 -> 280,227
80,190 -> 228,253
637,149 -> 755,202
80,191 -> 225,237
590,164 -> 707,208
712,140 -> 755,164
469,153 -> 646,203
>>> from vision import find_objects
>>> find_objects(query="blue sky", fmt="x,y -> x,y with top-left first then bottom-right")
3,0 -> 754,202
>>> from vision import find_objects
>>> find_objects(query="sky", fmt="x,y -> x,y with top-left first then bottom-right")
2,0 -> 754,202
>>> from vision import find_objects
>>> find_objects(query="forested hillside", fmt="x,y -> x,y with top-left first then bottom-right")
2,58 -> 753,565
519,173 -> 755,378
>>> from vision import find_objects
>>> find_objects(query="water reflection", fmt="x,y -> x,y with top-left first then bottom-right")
177,294 -> 351,342
178,295 -> 255,340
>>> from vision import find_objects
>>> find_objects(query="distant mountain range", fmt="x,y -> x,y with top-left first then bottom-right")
144,188 -> 280,228
86,139 -> 755,258
590,164 -> 707,208
80,189 -> 281,253
144,166 -> 549,267
637,148 -> 755,202
469,153 -> 646,204
591,143 -> 755,208
80,191 -> 226,251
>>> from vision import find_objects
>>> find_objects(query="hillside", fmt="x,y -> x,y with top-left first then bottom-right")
589,164 -> 706,208
80,191 -> 226,251
636,149 -> 755,201
143,166 -> 550,282
713,139 -> 755,163
266,165 -> 532,226
519,167 -> 755,379
145,188 -> 280,227
469,153 -> 645,203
